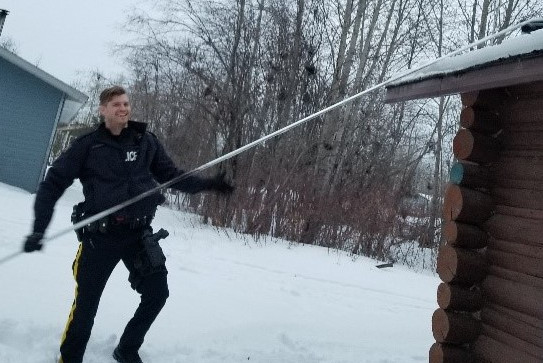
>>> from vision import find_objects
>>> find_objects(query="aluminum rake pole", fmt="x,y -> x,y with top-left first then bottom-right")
0,251 -> 21,265
1,17 -> 541,265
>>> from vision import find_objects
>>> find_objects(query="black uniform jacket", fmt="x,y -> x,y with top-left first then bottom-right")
33,121 -> 208,234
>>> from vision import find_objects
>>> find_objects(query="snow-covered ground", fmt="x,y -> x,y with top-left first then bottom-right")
0,181 -> 440,363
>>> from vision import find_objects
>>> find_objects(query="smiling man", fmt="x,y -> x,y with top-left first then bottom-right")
100,89 -> 131,134
22,86 -> 233,363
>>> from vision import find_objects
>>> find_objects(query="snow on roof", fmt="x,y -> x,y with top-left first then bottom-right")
389,28 -> 543,88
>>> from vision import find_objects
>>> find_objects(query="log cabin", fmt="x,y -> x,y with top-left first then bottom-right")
385,25 -> 543,363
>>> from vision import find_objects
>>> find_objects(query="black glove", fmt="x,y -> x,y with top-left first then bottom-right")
209,172 -> 234,194
23,232 -> 44,253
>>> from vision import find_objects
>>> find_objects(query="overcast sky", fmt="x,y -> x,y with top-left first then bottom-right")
1,0 -> 146,86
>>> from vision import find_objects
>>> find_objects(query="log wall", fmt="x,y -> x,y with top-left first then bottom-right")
430,82 -> 543,363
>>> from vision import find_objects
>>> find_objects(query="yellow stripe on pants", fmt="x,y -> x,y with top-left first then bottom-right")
59,243 -> 84,355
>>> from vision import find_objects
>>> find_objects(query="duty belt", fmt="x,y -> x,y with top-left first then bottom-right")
90,215 -> 153,233
72,204 -> 153,239
108,215 -> 152,229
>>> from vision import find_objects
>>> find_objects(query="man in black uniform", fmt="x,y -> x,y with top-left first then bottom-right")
22,86 -> 233,363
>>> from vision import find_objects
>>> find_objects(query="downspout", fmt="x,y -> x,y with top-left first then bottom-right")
37,93 -> 67,191
0,9 -> 9,37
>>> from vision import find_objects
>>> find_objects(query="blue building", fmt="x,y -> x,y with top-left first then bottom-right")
0,46 -> 88,193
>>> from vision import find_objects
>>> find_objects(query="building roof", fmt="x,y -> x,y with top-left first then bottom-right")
385,26 -> 543,102
0,45 -> 88,104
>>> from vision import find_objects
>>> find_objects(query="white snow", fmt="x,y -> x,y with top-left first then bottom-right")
0,181 -> 440,363
391,26 -> 543,86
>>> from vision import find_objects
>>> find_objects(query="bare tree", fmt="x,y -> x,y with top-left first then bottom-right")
114,0 -> 492,266
457,0 -> 543,46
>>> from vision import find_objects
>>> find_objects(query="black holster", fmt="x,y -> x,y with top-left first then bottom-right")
129,228 -> 169,289
71,202 -> 90,242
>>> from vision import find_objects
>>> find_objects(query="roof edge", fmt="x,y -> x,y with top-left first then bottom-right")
385,54 -> 543,103
0,46 -> 88,103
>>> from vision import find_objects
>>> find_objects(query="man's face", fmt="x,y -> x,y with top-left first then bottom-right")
99,94 -> 131,126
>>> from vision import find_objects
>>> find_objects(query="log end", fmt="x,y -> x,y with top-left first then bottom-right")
432,309 -> 450,342
443,184 -> 462,222
437,245 -> 487,284
449,163 -> 464,185
460,107 -> 476,129
437,282 -> 484,311
443,221 -> 458,244
429,342 -> 474,363
461,91 -> 479,108
453,129 -> 474,160
429,342 -> 445,363
437,246 -> 457,283
437,283 -> 452,309
444,221 -> 488,249
432,308 -> 481,344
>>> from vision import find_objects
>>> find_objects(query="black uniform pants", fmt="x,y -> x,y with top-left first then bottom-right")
59,228 -> 169,363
